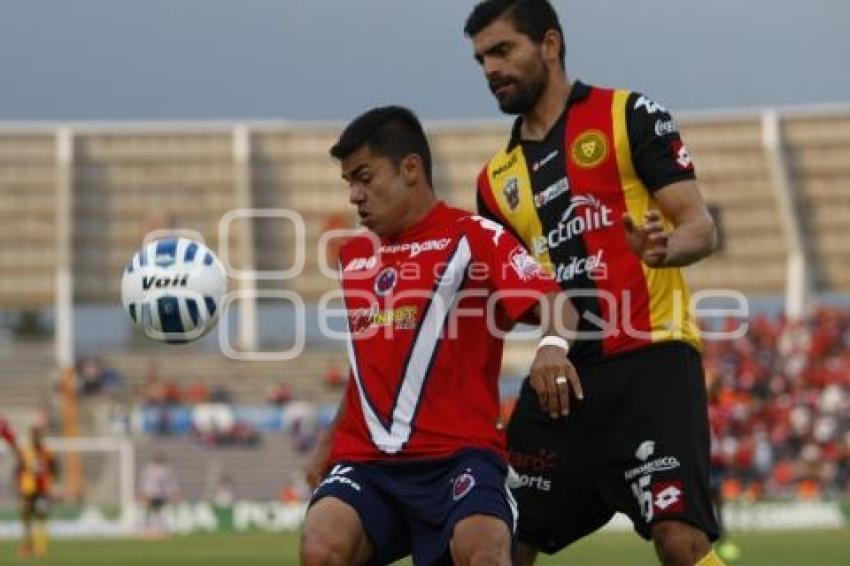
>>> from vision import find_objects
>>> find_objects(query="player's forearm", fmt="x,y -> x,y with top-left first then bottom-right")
662,213 -> 717,267
539,290 -> 579,339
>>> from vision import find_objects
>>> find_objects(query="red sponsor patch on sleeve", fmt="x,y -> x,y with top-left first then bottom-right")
652,480 -> 685,515
670,140 -> 694,171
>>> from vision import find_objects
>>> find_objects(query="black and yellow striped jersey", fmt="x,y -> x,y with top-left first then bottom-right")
477,81 -> 701,363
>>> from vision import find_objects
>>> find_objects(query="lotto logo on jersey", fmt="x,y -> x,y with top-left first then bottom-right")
670,140 -> 694,171
652,481 -> 684,515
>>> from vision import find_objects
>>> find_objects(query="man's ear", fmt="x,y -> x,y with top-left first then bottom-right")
401,154 -> 422,185
541,29 -> 562,66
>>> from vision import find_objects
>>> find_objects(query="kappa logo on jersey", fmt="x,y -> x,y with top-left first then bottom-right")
344,256 -> 378,272
534,177 -> 570,208
452,470 -> 476,501
652,481 -> 684,514
532,195 -> 615,255
509,246 -> 545,282
635,96 -> 668,115
502,176 -> 520,210
471,215 -> 505,246
670,140 -> 694,171
654,119 -> 678,137
380,238 -> 452,258
374,267 -> 398,296
571,130 -> 609,168
532,149 -> 559,172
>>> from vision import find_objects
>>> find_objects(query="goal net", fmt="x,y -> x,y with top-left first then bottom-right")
0,436 -> 134,538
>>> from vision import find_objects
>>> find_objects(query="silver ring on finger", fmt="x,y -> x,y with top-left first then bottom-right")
555,376 -> 568,386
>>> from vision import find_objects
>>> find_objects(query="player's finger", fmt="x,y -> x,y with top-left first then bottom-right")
642,221 -> 664,234
554,374 -> 570,416
544,373 -> 560,418
621,213 -> 637,234
648,231 -> 668,243
643,210 -> 661,223
533,381 -> 550,414
567,365 -> 584,401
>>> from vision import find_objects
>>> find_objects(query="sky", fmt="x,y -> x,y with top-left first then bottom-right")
0,0 -> 848,122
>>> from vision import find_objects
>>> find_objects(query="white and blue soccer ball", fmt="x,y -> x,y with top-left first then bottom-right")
121,237 -> 227,343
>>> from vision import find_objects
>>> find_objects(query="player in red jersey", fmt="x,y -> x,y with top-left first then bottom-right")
300,106 -> 582,566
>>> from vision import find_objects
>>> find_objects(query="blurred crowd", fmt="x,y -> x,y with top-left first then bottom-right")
705,308 -> 850,501
80,309 -> 850,503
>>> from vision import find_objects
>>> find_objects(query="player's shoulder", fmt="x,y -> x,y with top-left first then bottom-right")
625,90 -> 675,119
338,232 -> 378,265
453,211 -> 509,247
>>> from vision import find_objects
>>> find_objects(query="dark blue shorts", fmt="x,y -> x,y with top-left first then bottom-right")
310,449 -> 516,565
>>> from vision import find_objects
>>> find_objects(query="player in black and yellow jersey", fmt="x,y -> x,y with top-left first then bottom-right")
465,1 -> 723,565
14,426 -> 57,557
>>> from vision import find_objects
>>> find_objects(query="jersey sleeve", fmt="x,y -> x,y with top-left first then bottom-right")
626,92 -> 696,192
465,215 -> 560,323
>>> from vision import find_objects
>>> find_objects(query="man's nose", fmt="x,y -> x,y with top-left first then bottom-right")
349,184 -> 365,204
483,56 -> 502,79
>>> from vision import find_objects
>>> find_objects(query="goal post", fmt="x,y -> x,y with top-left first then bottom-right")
0,436 -> 135,536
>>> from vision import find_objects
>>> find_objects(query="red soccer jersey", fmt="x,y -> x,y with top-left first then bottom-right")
329,203 -> 559,463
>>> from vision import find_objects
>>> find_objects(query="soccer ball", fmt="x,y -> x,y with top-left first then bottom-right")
121,237 -> 227,343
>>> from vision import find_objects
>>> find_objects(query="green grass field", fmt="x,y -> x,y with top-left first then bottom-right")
0,529 -> 848,565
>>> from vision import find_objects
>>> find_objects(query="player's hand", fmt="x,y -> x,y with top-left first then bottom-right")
623,210 -> 669,268
304,432 -> 333,489
529,346 -> 583,418
0,416 -> 16,447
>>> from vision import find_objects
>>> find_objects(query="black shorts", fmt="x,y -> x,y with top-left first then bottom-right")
23,493 -> 51,519
507,341 -> 719,553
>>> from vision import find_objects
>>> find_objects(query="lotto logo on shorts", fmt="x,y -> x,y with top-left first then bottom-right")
652,481 -> 684,515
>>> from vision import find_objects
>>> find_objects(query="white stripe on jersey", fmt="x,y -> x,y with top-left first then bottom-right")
345,236 -> 473,454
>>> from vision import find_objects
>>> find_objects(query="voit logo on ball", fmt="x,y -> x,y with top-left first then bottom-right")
121,237 -> 227,344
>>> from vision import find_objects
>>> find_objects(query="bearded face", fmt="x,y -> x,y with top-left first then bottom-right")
488,51 -> 549,115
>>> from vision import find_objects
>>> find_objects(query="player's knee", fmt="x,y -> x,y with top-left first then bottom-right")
300,497 -> 368,565
651,520 -> 710,566
299,531 -> 347,566
451,515 -> 511,566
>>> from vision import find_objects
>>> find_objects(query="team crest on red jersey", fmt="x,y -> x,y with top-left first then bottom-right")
374,267 -> 398,296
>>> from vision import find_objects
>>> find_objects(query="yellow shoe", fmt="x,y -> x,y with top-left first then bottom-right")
717,540 -> 741,562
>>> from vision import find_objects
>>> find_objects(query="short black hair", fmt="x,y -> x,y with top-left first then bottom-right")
464,0 -> 565,68
330,105 -> 433,186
